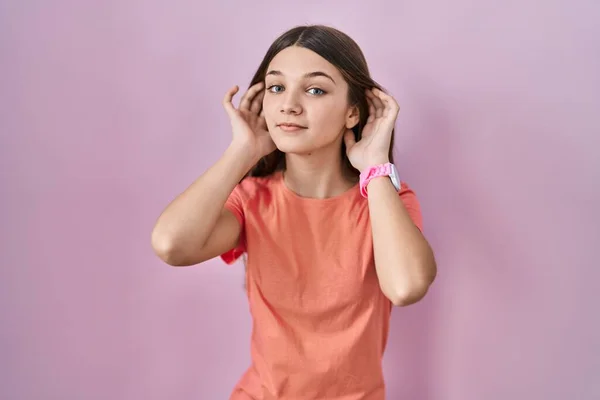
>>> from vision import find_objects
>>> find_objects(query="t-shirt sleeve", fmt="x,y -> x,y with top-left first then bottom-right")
398,182 -> 424,232
220,183 -> 247,265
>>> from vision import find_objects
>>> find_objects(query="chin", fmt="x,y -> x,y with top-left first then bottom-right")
272,135 -> 317,155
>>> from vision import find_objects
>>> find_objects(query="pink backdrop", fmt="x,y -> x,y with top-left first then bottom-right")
2,1 -> 598,399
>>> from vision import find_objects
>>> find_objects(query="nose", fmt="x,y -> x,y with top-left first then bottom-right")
279,90 -> 303,115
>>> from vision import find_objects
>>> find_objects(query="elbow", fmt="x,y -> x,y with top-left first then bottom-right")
389,258 -> 437,307
389,283 -> 431,307
151,229 -> 187,267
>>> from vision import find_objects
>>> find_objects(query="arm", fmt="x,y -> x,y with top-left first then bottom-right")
367,177 -> 437,306
151,143 -> 255,266
151,83 -> 273,266
344,87 -> 436,306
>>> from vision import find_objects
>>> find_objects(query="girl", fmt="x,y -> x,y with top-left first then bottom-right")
152,24 -> 436,400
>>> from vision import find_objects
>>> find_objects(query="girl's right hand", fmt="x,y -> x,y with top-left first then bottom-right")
222,82 -> 276,163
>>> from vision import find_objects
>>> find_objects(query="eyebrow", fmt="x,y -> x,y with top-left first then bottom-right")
265,70 -> 336,85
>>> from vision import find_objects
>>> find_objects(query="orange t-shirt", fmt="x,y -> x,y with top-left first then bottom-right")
221,171 -> 423,400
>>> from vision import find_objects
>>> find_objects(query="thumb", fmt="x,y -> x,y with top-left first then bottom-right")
343,129 -> 356,150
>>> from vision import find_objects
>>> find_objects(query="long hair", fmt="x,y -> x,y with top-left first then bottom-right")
244,24 -> 396,179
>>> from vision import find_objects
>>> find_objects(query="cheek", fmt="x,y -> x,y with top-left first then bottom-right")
309,103 -> 347,131
262,98 -> 277,126
311,107 -> 336,123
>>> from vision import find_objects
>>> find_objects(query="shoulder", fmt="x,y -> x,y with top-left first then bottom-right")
230,172 -> 282,204
238,172 -> 279,192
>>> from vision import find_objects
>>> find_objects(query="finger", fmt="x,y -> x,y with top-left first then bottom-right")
250,87 -> 265,115
222,85 -> 239,118
365,91 -> 376,123
239,82 -> 265,111
258,108 -> 268,130
372,88 -> 400,118
368,88 -> 385,118
259,115 -> 268,130
343,129 -> 356,150
366,88 -> 383,119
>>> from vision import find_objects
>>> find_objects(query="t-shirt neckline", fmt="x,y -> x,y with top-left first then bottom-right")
276,170 -> 360,205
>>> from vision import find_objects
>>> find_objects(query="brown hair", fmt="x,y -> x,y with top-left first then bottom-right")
244,24 -> 395,179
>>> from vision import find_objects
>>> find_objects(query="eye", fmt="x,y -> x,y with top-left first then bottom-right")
308,87 -> 326,96
266,84 -> 284,93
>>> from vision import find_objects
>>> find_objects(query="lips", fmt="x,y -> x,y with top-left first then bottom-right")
278,122 -> 307,128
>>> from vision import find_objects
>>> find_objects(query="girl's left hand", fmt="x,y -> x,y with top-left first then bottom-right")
344,87 -> 400,173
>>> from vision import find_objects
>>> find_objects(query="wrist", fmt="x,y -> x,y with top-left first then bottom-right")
359,157 -> 390,173
225,142 -> 260,173
359,161 -> 401,198
365,175 -> 394,191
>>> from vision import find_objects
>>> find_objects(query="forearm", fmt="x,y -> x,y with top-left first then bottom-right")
151,143 -> 255,254
367,177 -> 437,306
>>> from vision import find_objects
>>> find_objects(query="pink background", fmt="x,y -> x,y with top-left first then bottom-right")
2,1 -> 599,399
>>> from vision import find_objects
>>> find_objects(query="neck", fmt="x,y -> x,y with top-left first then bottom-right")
283,145 -> 357,199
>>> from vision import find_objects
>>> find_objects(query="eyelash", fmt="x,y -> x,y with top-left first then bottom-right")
266,85 -> 327,96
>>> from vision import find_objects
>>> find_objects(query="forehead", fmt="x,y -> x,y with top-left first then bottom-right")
266,46 -> 342,80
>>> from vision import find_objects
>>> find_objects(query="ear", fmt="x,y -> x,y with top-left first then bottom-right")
345,104 -> 360,129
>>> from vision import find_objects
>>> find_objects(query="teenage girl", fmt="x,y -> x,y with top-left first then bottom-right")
152,24 -> 437,400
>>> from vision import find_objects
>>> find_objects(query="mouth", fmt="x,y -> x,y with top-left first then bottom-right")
277,122 -> 308,132
278,122 -> 307,128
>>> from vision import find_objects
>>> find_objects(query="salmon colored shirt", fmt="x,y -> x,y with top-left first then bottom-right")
221,171 -> 423,400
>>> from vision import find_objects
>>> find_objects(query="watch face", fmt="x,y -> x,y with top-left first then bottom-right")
389,164 -> 401,190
